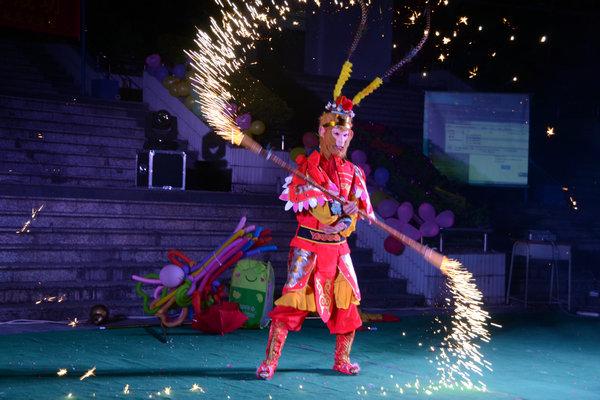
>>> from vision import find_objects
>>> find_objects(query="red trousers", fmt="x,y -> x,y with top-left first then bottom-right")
269,303 -> 362,335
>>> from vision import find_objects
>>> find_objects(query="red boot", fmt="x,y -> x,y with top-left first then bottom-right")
333,330 -> 360,375
256,320 -> 288,380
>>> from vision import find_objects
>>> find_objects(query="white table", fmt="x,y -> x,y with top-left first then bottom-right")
506,240 -> 572,310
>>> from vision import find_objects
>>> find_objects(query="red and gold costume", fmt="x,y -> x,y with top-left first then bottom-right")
251,0 -> 429,380
257,95 -> 374,380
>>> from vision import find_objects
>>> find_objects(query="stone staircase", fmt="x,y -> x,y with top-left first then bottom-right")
0,35 -> 423,322
0,94 -> 146,188
0,187 -> 423,321
0,37 -> 79,97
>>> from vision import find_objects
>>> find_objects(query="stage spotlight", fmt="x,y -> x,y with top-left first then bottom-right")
89,304 -> 110,325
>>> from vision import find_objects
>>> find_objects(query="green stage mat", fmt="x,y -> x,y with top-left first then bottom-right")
0,313 -> 599,399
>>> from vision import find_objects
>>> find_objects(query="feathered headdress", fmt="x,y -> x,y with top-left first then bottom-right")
326,2 -> 431,123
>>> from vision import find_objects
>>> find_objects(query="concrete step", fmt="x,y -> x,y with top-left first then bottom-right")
0,194 -> 289,219
0,94 -> 146,119
0,107 -> 142,130
0,136 -> 140,159
0,244 -> 290,264
0,227 -> 292,248
0,67 -> 74,82
0,281 -> 143,305
0,86 -> 75,98
0,170 -> 134,188
0,72 -> 75,91
0,116 -> 145,137
2,148 -> 136,169
0,161 -> 135,181
353,262 -> 392,280
360,292 -> 426,308
0,211 -> 298,232
0,127 -> 145,149
0,300 -> 148,321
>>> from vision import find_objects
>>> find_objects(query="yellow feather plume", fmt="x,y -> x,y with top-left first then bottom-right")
333,61 -> 353,100
352,77 -> 383,105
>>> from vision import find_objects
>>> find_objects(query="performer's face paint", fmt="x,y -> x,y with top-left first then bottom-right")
318,113 -> 353,159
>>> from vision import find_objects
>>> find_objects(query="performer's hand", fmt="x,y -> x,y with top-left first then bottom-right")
322,221 -> 347,234
343,201 -> 358,215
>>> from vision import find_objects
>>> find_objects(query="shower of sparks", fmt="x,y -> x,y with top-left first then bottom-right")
16,203 -> 45,234
468,66 -> 478,78
57,368 -> 68,376
407,10 -> 422,25
438,54 -> 446,62
442,36 -> 451,44
35,294 -> 67,305
432,259 -> 493,391
189,0 -> 494,392
546,126 -> 555,137
190,384 -> 205,393
79,366 -> 96,381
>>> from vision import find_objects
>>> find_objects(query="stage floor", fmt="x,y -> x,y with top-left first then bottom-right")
0,312 -> 599,399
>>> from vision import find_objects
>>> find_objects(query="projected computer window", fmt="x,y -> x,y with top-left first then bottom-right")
423,92 -> 530,186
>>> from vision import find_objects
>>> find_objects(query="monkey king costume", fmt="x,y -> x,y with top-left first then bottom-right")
256,0 -> 430,380
256,93 -> 376,379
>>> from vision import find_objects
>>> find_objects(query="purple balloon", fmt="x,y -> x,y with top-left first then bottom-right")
397,201 -> 414,223
172,64 -> 186,79
420,221 -> 440,238
400,223 -> 422,241
153,65 -> 169,82
418,202 -> 436,222
351,149 -> 367,165
225,102 -> 239,116
159,264 -> 185,288
145,54 -> 161,68
384,217 -> 404,232
236,113 -> 252,131
373,167 -> 390,187
359,163 -> 372,177
377,199 -> 399,218
436,210 -> 455,228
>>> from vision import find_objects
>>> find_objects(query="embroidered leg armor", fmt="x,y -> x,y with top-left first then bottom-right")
256,320 -> 289,380
333,330 -> 360,375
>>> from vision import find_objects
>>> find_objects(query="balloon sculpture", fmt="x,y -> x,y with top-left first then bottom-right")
376,200 -> 455,255
132,216 -> 277,328
347,145 -> 456,255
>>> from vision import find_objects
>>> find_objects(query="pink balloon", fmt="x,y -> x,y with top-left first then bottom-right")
384,217 -> 404,232
384,236 -> 405,255
420,221 -> 440,238
302,132 -> 319,148
359,163 -> 371,177
397,201 -> 414,223
418,202 -> 436,222
400,223 -> 422,241
436,210 -> 455,228
351,150 -> 367,165
377,199 -> 399,218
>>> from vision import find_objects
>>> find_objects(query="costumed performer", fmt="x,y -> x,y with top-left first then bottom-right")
256,94 -> 375,380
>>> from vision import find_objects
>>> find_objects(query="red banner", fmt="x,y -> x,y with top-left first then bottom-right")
0,0 -> 80,39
